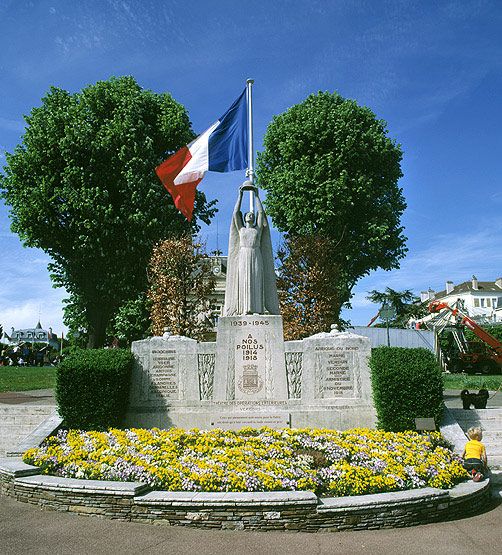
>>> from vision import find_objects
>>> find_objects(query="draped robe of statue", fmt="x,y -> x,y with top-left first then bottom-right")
224,188 -> 280,316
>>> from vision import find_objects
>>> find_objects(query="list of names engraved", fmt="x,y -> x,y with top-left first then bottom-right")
149,348 -> 179,399
316,346 -> 357,398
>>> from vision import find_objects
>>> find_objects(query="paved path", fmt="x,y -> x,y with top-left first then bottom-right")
0,388 -> 56,406
4,387 -> 502,409
2,387 -> 502,409
1,494 -> 501,555
444,389 -> 502,409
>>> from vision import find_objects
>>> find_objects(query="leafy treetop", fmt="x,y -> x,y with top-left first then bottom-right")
277,234 -> 350,340
257,91 -> 407,287
367,287 -> 427,328
147,235 -> 216,340
0,76 -> 216,347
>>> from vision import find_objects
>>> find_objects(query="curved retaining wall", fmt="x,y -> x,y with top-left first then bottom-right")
0,458 -> 490,532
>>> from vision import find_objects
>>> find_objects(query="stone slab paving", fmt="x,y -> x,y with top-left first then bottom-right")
0,405 -> 56,458
1,493 -> 501,555
317,486 -> 448,511
15,474 -> 149,496
444,389 -> 502,409
449,407 -> 502,470
136,489 -> 318,507
7,410 -> 62,457
0,458 -> 41,478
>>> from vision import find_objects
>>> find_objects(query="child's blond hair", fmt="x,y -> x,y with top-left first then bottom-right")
467,427 -> 483,441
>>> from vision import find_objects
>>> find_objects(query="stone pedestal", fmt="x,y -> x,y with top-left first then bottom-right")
127,329 -> 376,431
213,315 -> 288,401
128,335 -> 200,408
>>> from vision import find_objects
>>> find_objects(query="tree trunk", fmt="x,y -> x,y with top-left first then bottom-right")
86,306 -> 111,348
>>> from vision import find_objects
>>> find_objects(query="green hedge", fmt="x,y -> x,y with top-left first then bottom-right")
465,324 -> 502,344
56,348 -> 133,430
369,347 -> 444,432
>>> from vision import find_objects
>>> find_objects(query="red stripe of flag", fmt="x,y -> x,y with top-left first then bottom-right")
155,147 -> 201,221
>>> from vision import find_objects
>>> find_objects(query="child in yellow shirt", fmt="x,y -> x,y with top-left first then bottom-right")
462,427 -> 487,480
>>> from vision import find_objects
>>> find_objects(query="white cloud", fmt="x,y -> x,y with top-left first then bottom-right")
491,191 -> 502,203
387,221 -> 502,291
0,117 -> 24,133
344,218 -> 502,325
0,292 -> 66,334
1,144 -> 9,161
348,291 -> 374,310
356,221 -> 502,300
0,240 -> 68,333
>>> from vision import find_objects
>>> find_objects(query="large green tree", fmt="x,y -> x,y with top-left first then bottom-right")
257,91 -> 407,330
1,76 -> 215,347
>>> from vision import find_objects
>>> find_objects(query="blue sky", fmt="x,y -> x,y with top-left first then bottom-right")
1,0 -> 501,334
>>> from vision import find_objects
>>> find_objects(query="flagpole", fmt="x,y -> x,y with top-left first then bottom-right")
246,78 -> 255,214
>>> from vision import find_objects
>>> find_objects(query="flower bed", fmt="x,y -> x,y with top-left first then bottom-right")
23,427 -> 468,497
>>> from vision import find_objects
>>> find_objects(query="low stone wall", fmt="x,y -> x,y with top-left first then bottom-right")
0,458 -> 490,532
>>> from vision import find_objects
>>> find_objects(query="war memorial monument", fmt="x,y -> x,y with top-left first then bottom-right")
127,179 -> 375,430
126,80 -> 374,430
1,81 -> 491,537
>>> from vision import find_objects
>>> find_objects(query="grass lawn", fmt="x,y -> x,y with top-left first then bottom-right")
443,373 -> 502,391
0,366 -> 57,392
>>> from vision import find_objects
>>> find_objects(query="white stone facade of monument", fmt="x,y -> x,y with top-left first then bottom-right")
126,327 -> 376,430
126,178 -> 377,430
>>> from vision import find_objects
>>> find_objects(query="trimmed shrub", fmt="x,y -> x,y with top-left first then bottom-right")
56,348 -> 133,430
369,347 -> 444,432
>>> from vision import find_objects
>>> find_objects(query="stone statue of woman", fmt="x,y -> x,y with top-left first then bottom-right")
223,183 -> 280,316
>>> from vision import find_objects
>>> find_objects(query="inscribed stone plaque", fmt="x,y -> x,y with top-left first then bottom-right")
213,315 -> 288,402
234,326 -> 267,400
316,346 -> 356,399
210,412 -> 290,430
316,347 -> 354,399
149,348 -> 179,400
415,418 -> 436,431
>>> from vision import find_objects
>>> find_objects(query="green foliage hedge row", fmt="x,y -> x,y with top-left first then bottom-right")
369,347 -> 444,432
465,324 -> 502,344
56,349 -> 133,430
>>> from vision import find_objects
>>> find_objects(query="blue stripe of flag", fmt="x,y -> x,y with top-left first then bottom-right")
208,89 -> 248,173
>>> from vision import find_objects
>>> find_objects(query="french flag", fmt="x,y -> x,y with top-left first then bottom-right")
156,89 -> 248,221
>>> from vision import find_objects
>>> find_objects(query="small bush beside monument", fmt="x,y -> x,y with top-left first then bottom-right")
370,347 -> 444,432
56,349 -> 133,430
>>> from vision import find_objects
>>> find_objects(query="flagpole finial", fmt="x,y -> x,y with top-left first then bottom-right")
246,78 -> 254,85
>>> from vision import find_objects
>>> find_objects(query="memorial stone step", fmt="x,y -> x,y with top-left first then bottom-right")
449,408 -> 502,470
0,405 -> 55,457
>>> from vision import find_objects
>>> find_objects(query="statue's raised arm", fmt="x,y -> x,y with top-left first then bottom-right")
232,188 -> 244,230
254,190 -> 265,230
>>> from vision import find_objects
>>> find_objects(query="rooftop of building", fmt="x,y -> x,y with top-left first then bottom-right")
435,278 -> 502,298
